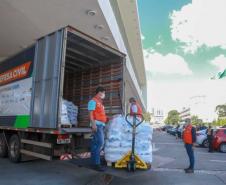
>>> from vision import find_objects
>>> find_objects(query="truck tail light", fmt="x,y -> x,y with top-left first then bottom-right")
57,134 -> 71,144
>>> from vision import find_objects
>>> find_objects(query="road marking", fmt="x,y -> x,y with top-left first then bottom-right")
196,151 -> 226,156
154,142 -> 184,145
153,156 -> 175,167
153,168 -> 226,175
152,143 -> 159,152
210,160 -> 226,163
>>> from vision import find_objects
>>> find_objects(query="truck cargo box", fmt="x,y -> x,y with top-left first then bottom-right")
0,26 -> 125,129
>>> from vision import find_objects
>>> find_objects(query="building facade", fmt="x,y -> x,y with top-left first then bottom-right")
151,108 -> 164,124
179,107 -> 191,122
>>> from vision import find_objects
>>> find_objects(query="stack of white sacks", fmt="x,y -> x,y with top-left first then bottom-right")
61,99 -> 78,126
104,114 -> 153,164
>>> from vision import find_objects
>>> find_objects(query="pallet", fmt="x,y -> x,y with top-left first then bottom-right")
106,161 -> 115,167
60,124 -> 72,128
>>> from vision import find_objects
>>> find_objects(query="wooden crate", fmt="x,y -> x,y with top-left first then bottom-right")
63,62 -> 123,127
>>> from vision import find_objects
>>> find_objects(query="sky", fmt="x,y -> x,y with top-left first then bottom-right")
137,0 -> 226,121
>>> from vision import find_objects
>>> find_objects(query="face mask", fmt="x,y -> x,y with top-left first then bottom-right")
100,93 -> 105,99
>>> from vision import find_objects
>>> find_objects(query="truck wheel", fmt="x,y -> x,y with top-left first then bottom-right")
0,134 -> 8,157
202,139 -> 209,148
8,134 -> 21,163
220,143 -> 226,153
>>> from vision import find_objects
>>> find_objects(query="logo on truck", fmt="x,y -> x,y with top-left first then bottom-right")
0,61 -> 31,86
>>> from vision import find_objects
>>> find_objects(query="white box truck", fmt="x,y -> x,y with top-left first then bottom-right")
0,26 -> 126,162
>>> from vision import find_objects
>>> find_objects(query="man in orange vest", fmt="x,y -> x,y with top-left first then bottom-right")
182,118 -> 196,173
88,86 -> 108,171
129,97 -> 143,116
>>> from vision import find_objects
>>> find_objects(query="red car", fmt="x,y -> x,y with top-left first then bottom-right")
213,128 -> 226,153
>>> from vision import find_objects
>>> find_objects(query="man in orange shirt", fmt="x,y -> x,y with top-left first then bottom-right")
182,118 -> 196,173
88,86 -> 107,171
129,97 -> 142,116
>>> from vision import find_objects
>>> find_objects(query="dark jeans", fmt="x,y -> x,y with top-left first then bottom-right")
207,135 -> 213,152
185,144 -> 195,170
91,125 -> 104,165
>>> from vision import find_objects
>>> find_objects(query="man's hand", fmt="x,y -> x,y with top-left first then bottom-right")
106,117 -> 110,123
89,111 -> 97,132
92,123 -> 97,132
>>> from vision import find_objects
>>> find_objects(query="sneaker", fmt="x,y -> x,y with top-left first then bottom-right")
185,168 -> 194,173
184,167 -> 190,171
93,165 -> 106,172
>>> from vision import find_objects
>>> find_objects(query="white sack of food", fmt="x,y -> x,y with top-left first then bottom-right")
60,99 -> 78,126
104,115 -> 153,163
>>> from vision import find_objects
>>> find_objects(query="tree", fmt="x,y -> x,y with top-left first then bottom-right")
165,110 -> 180,125
216,104 -> 226,119
212,118 -> 226,126
143,112 -> 151,122
191,115 -> 203,126
164,117 -> 169,124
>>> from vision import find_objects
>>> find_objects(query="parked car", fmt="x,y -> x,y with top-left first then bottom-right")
213,128 -> 226,153
167,127 -> 177,136
196,126 -> 207,131
162,125 -> 173,131
196,129 -> 208,147
178,125 -> 185,138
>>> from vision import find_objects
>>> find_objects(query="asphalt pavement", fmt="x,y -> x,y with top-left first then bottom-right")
0,131 -> 226,185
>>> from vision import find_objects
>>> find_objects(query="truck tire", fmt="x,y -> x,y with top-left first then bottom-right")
8,134 -> 21,163
0,134 -> 8,158
220,143 -> 226,153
